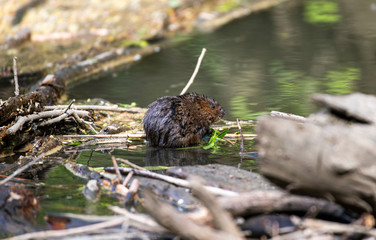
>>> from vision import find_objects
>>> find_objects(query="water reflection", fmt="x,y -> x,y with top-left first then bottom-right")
0,1 -> 374,120
67,0 -> 376,120
144,147 -> 214,166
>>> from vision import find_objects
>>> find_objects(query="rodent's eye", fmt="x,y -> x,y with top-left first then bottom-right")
210,103 -> 216,109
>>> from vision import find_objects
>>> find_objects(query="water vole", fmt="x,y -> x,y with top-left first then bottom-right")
143,93 -> 225,147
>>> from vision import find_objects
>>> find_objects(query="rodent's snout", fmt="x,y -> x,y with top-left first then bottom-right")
219,106 -> 225,117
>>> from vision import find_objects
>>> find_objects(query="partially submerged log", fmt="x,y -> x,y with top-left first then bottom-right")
0,74 -> 66,156
257,92 -> 376,215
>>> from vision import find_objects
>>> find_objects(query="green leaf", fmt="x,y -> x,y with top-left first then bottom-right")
67,141 -> 83,146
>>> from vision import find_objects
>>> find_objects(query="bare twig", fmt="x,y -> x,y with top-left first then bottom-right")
0,155 -> 44,186
222,137 -> 235,145
44,105 -> 144,113
127,178 -> 139,199
270,111 -> 306,123
122,171 -> 134,186
217,190 -> 347,218
116,158 -> 148,171
39,112 -> 71,126
292,217 -> 376,237
105,166 -> 238,197
7,110 -> 90,135
6,217 -> 126,240
13,57 -> 19,96
236,118 -> 244,153
189,176 -> 244,239
58,134 -> 142,138
142,190 -> 242,240
59,133 -> 251,141
109,205 -> 168,233
224,133 -> 256,139
180,48 -> 207,95
64,99 -> 76,113
111,156 -> 123,183
71,111 -> 98,133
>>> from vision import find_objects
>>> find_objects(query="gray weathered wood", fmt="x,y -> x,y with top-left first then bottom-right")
257,115 -> 376,214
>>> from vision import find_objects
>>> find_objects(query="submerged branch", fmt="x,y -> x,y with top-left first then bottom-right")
7,217 -> 126,240
105,166 -> 238,197
0,155 -> 44,186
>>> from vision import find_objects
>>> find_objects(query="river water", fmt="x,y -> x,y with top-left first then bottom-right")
68,0 -> 376,120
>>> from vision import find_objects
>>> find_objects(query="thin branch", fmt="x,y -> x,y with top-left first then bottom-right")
111,156 -> 123,183
116,158 -> 148,171
58,134 -> 139,138
6,217 -> 126,240
236,118 -> 244,153
142,190 -> 242,240
224,133 -> 256,139
270,111 -> 306,123
222,137 -> 235,145
39,112 -> 71,126
6,110 -> 90,134
44,105 -> 143,113
105,166 -> 238,197
217,190 -> 347,218
189,176 -> 244,239
0,155 -> 44,186
292,217 -> 376,237
109,205 -> 168,234
122,171 -> 134,186
180,48 -> 207,95
13,57 -> 19,96
64,99 -> 76,113
71,111 -> 98,133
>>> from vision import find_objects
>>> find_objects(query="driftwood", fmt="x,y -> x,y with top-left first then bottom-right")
312,93 -> 376,124
105,166 -> 239,197
0,74 -> 66,156
142,190 -> 245,240
189,176 -> 244,238
257,114 -> 376,214
217,190 -> 350,221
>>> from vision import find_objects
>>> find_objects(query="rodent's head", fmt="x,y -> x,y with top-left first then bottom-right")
194,94 -> 225,123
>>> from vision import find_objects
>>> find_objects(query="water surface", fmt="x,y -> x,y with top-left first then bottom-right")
68,0 -> 376,119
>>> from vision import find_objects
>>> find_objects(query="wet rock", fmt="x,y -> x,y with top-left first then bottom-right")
167,164 -> 276,192
0,183 -> 40,236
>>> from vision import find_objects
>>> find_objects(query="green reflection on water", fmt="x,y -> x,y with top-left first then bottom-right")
304,0 -> 341,24
230,96 -> 267,120
324,68 -> 361,94
40,165 -> 117,216
270,62 -> 317,116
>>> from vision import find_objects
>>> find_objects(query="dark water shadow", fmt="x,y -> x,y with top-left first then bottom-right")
144,146 -> 215,166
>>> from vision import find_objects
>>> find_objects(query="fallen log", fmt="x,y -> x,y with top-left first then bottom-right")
257,115 -> 376,215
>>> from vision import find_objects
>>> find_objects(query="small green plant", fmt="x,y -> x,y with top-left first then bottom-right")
66,141 -> 83,146
203,128 -> 229,150
119,102 -> 137,107
121,39 -> 148,48
144,166 -> 172,171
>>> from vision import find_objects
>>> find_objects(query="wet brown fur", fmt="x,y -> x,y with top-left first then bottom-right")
143,93 -> 225,147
